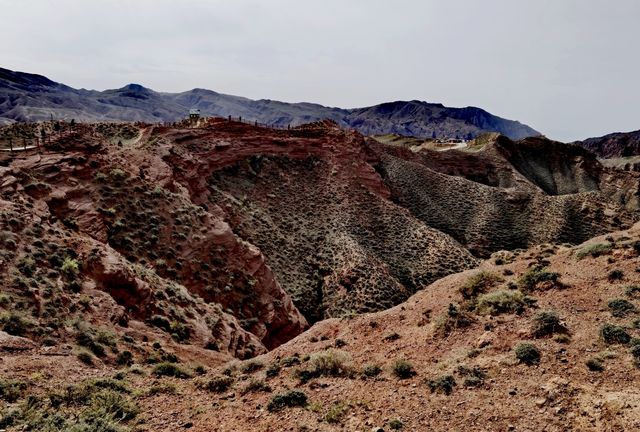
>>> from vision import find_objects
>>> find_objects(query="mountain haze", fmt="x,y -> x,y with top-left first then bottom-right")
0,67 -> 540,139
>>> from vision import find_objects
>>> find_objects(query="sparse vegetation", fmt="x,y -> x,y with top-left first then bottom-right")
426,375 -> 456,394
391,359 -> 416,379
199,376 -> 234,393
608,269 -> 625,281
586,357 -> 605,371
475,290 -> 528,315
532,310 -> 566,337
514,342 -> 540,365
389,419 -> 404,430
575,242 -> 612,260
600,324 -> 631,345
434,303 -> 474,336
459,271 -> 503,299
152,362 -> 192,378
608,298 -> 636,317
267,390 -> 308,412
362,364 -> 382,378
324,401 -> 350,424
240,379 -> 271,395
518,267 -> 560,291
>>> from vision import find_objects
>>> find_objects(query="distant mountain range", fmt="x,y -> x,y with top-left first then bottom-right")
0,67 -> 540,140
573,129 -> 640,158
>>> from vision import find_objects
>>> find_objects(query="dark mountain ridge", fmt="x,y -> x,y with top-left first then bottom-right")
0,67 -> 540,139
574,129 -> 640,158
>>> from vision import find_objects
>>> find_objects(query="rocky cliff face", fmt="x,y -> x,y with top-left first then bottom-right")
1,118 -> 639,365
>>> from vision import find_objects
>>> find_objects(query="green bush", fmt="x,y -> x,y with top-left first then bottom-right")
532,310 -> 565,337
324,401 -> 350,424
0,312 -> 33,336
433,303 -> 474,337
514,342 -> 540,365
426,375 -> 456,394
607,299 -> 636,317
362,364 -> 382,378
308,349 -> 353,377
518,267 -> 559,291
608,270 -> 624,281
0,379 -> 27,403
459,271 -> 503,299
391,359 -> 416,379
600,324 -> 631,345
240,379 -> 271,395
585,357 -> 604,371
389,419 -> 404,430
475,290 -> 527,315
576,243 -> 612,260
152,362 -> 192,378
76,350 -> 94,365
240,360 -> 264,374
199,376 -> 233,393
60,257 -> 80,279
625,285 -> 640,297
456,365 -> 486,388
267,390 -> 308,412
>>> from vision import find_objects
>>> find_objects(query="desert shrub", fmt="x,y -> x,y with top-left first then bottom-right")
0,379 -> 27,403
362,364 -> 382,378
514,342 -> 540,365
307,349 -> 353,378
84,389 -> 138,421
434,303 -> 474,337
199,376 -> 233,393
456,365 -> 486,388
608,269 -> 625,281
391,359 -> 416,379
240,360 -> 264,374
389,419 -> 404,430
576,243 -> 612,260
116,351 -> 133,366
76,350 -> 94,365
265,362 -> 281,378
75,325 -> 106,357
17,257 -> 36,277
600,324 -> 631,345
585,357 -> 604,371
475,290 -> 528,315
532,310 -> 566,337
625,285 -> 640,297
241,379 -> 271,395
152,362 -> 192,378
280,356 -> 301,367
630,344 -> 640,366
267,390 -> 308,412
169,321 -> 191,342
383,332 -> 401,342
109,168 -> 127,181
0,312 -> 33,336
608,299 -> 636,317
324,401 -> 350,424
426,375 -> 456,394
334,338 -> 347,348
60,257 -> 79,279
518,267 -> 560,291
459,271 -> 503,299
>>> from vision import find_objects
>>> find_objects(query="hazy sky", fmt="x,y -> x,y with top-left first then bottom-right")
1,0 -> 638,141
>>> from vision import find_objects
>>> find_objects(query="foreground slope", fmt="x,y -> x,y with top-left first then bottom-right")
0,67 -> 539,139
4,224 -> 640,430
